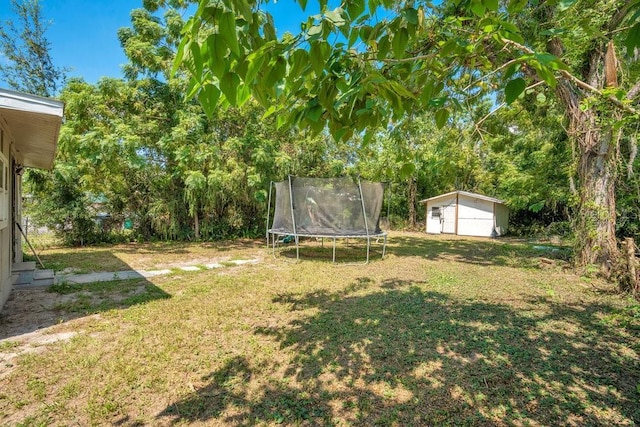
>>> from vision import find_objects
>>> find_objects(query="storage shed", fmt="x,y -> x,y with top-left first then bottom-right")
420,191 -> 508,237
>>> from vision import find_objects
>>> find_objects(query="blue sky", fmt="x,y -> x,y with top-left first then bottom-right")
0,0 -> 322,85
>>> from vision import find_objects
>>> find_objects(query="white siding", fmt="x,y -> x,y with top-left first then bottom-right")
0,127 -> 12,309
494,203 -> 509,236
457,195 -> 494,237
425,195 -> 457,234
423,191 -> 508,238
441,203 -> 456,234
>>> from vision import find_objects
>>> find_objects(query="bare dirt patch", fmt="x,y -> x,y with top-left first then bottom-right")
0,288 -> 91,379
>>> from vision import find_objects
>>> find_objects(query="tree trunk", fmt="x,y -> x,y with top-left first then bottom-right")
573,121 -> 619,274
548,37 -> 621,275
194,212 -> 200,240
408,177 -> 417,229
555,82 -> 620,274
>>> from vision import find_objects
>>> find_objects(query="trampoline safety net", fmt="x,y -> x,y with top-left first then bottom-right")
267,176 -> 387,263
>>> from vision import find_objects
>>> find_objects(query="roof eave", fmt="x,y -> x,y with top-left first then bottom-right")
0,88 -> 64,170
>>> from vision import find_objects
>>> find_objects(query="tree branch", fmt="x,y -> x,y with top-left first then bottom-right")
502,38 -> 640,116
626,80 -> 640,100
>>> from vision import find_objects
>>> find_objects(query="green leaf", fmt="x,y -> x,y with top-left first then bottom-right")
348,28 -> 360,48
206,34 -> 228,77
504,77 -> 526,104
535,53 -> 568,70
557,0 -> 577,11
529,201 -> 545,213
359,25 -> 372,41
189,42 -> 203,79
470,2 -> 485,17
534,65 -> 557,88
347,0 -> 365,19
440,40 -> 458,57
429,96 -> 447,108
625,23 -> 640,56
377,35 -> 390,59
265,56 -> 286,88
236,82 -> 252,105
499,28 -> 525,44
219,12 -> 239,56
308,24 -> 322,37
325,8 -> 346,26
289,49 -> 309,79
262,104 -> 277,119
435,108 -> 449,128
186,77 -> 201,99
483,0 -> 499,12
399,163 -> 415,178
503,63 -> 520,80
507,0 -> 527,13
233,0 -> 253,23
307,102 -> 324,122
297,0 -> 308,10
220,72 -> 240,105
172,37 -> 189,76
310,42 -> 326,75
245,51 -> 266,84
197,84 -> 220,117
392,27 -> 409,58
403,8 -> 418,24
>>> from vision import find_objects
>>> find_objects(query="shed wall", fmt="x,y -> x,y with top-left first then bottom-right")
457,194 -> 495,237
494,203 -> 509,236
425,194 -> 457,234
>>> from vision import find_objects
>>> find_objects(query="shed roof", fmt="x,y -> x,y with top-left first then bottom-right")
0,88 -> 64,170
419,190 -> 505,205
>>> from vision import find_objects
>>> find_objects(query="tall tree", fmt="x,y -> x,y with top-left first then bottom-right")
175,0 -> 640,277
0,0 -> 67,96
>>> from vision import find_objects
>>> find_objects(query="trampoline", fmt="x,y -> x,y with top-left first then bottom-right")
266,176 -> 388,263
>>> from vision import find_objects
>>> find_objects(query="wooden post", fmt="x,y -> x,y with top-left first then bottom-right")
624,237 -> 638,296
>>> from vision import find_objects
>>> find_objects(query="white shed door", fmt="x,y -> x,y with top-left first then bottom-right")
441,204 -> 456,234
426,204 -> 441,234
457,197 -> 494,237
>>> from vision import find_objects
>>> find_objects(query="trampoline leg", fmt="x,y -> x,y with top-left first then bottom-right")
382,235 -> 387,259
271,233 -> 277,258
295,235 -> 300,262
368,237 -> 372,264
333,238 -> 336,263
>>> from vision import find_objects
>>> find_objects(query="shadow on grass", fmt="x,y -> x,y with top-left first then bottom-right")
27,249 -> 136,273
113,238 -> 264,255
0,250 -> 171,340
271,234 -> 566,268
160,282 -> 638,425
389,234 -> 571,268
274,237 -> 387,264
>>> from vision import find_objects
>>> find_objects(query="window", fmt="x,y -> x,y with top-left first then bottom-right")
431,206 -> 441,217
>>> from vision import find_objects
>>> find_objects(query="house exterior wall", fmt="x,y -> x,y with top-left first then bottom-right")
0,125 -> 14,309
457,194 -> 494,237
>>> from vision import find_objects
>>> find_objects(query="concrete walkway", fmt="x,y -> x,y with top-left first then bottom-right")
55,258 -> 260,285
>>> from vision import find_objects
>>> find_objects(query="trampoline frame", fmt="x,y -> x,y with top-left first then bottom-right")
266,176 -> 388,264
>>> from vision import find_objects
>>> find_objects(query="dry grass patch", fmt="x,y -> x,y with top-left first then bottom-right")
1,232 -> 638,425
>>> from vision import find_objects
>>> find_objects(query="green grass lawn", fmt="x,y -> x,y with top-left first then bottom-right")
1,232 -> 639,426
